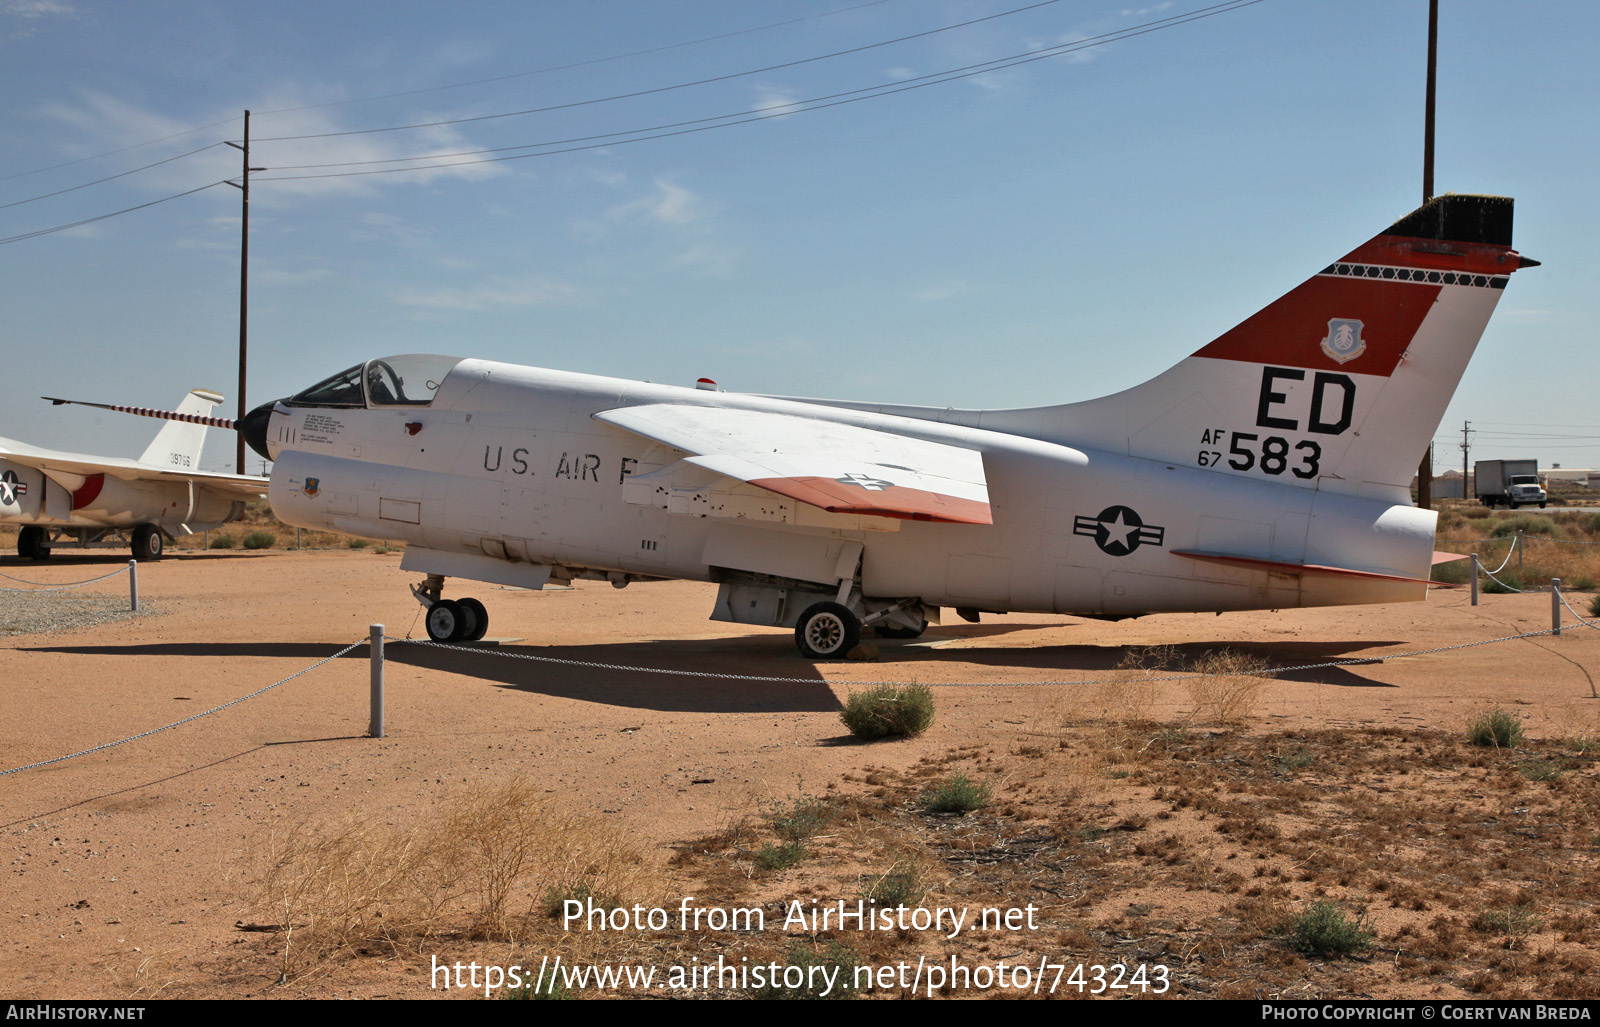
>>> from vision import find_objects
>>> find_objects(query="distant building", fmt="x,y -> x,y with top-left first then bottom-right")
1542,467 -> 1595,487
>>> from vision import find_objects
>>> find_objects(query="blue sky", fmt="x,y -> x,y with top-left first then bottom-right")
2,0 -> 1595,476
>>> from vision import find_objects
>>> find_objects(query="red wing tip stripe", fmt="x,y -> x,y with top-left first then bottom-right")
751,476 -> 993,525
1172,550 -> 1433,585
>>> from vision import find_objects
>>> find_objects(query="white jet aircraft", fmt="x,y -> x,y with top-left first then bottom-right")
231,194 -> 1532,657
1,390 -> 266,560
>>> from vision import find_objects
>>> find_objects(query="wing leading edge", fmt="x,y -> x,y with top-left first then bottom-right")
594,404 -> 992,525
0,440 -> 266,498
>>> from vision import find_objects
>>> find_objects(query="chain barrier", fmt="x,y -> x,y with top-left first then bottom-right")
9,610 -> 1588,777
0,564 -> 132,592
0,639 -> 365,777
395,624 -> 1573,689
1441,533 -> 1600,548
1478,563 -> 1530,594
1558,591 -> 1600,633
1484,534 -> 1519,576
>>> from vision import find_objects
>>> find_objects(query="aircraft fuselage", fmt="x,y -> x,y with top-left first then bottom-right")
264,359 -> 1431,619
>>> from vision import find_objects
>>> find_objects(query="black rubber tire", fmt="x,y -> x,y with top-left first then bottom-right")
458,598 -> 489,642
426,599 -> 465,643
132,524 -> 164,561
795,602 -> 860,660
18,526 -> 49,560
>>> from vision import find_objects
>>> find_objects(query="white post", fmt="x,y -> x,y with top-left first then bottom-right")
1470,553 -> 1479,606
1552,579 -> 1561,637
129,559 -> 138,612
369,624 -> 385,738
1517,529 -> 1524,572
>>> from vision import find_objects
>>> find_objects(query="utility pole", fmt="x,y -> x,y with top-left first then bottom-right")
224,111 -> 265,475
1460,420 -> 1472,498
1415,0 -> 1439,509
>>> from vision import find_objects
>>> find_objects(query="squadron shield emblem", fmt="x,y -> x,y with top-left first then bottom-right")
1320,318 -> 1366,364
303,477 -> 320,498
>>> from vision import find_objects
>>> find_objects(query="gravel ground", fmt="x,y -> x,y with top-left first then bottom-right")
0,589 -> 160,635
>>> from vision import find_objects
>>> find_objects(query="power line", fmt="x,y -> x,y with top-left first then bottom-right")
0,181 -> 227,246
253,0 -> 905,116
250,0 -> 1074,141
0,0 -> 899,183
0,142 -> 227,211
0,118 -> 238,184
256,0 -> 1268,182
0,1 -> 1266,240
1474,421 -> 1600,430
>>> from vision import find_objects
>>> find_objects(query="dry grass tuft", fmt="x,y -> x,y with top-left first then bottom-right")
1183,649 -> 1270,726
250,778 -> 650,979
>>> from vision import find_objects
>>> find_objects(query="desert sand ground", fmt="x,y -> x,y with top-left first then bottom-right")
1,548 -> 1596,1000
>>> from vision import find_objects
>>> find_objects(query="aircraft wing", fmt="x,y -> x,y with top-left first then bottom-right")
594,404 -> 992,524
0,439 -> 267,497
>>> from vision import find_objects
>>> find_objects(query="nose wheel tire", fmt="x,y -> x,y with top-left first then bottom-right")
795,602 -> 860,660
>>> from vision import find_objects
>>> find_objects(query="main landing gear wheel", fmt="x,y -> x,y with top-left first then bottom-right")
795,602 -> 860,660
18,526 -> 50,560
426,599 -> 465,642
425,597 -> 489,643
457,597 -> 489,642
132,524 -> 163,561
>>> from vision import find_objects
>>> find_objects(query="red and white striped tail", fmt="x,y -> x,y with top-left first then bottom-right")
998,195 -> 1535,499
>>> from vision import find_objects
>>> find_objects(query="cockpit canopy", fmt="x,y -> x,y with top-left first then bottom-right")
288,355 -> 464,408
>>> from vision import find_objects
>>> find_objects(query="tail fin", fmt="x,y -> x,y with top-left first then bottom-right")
138,389 -> 225,469
986,194 -> 1535,498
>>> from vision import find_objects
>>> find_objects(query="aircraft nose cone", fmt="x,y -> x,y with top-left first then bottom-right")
241,400 -> 278,461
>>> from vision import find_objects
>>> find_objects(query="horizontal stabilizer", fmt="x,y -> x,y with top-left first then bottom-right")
1171,549 -> 1436,585
595,403 -> 991,524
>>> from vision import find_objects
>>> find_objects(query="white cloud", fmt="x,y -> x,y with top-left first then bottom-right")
2,0 -> 73,21
394,273 -> 585,313
750,84 -> 802,115
671,242 -> 742,278
607,179 -> 712,228
36,89 -> 510,204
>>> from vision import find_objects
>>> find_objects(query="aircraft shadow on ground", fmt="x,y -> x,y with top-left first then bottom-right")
29,626 -> 1404,721
23,638 -> 842,714
881,631 -> 1406,689
0,551 -> 273,567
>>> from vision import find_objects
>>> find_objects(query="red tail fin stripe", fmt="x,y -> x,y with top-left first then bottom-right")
1191,273 -> 1438,376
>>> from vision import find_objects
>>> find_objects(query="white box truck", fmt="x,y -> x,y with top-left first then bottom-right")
1475,459 -> 1546,508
